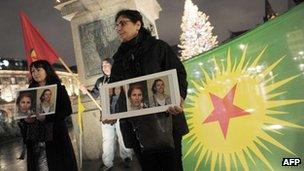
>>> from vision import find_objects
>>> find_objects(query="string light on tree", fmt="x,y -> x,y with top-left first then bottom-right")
179,0 -> 218,61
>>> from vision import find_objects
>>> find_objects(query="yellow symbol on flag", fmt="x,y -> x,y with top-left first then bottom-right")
30,49 -> 37,62
77,95 -> 85,134
184,46 -> 304,171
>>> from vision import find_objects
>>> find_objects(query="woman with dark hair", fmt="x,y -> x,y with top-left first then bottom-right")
38,89 -> 55,114
127,83 -> 148,110
16,92 -> 34,117
110,86 -> 127,114
150,79 -> 171,107
109,9 -> 188,171
19,60 -> 77,171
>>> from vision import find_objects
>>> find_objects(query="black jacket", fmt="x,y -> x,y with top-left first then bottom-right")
44,84 -> 77,171
110,32 -> 189,147
90,76 -> 110,98
110,93 -> 127,114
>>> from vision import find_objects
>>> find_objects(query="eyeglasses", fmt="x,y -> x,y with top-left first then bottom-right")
114,20 -> 132,30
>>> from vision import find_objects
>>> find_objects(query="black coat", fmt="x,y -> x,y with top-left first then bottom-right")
90,76 -> 110,98
110,93 -> 127,114
21,84 -> 77,171
44,84 -> 77,171
110,32 -> 189,148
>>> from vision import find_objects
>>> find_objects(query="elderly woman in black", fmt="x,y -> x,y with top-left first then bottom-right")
19,60 -> 77,171
109,9 -> 188,171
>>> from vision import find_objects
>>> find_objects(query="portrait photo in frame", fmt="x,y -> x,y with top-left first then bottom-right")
100,69 -> 180,120
14,84 -> 57,119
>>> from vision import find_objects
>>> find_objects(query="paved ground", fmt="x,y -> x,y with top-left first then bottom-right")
0,139 -> 141,171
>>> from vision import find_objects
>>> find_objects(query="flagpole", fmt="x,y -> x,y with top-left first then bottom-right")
20,12 -> 102,111
79,133 -> 83,169
58,57 -> 103,112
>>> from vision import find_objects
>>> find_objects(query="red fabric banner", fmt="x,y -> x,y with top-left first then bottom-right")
20,12 -> 59,66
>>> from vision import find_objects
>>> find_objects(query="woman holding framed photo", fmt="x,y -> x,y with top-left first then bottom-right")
19,60 -> 77,171
110,9 -> 188,171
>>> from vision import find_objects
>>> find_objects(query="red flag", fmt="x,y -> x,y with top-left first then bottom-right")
20,12 -> 59,66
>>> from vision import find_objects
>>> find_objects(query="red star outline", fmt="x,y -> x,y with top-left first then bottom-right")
203,84 -> 250,139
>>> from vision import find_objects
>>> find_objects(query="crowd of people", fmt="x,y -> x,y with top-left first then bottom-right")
16,9 -> 188,171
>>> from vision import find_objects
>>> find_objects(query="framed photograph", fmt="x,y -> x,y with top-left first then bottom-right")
100,69 -> 180,120
14,84 -> 57,119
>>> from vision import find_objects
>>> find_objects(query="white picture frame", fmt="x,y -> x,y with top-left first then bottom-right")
14,84 -> 57,119
100,69 -> 181,120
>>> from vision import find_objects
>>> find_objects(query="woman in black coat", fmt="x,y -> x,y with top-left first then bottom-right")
110,10 -> 188,171
20,60 -> 77,171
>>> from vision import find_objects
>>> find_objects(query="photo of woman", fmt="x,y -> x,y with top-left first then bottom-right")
16,91 -> 35,118
110,86 -> 127,114
127,82 -> 149,111
100,70 -> 180,120
37,88 -> 55,114
149,78 -> 171,107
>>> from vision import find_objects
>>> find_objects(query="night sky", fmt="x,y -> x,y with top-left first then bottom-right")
0,0 -> 292,66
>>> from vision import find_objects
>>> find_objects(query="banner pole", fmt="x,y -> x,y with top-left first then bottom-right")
58,57 -> 103,112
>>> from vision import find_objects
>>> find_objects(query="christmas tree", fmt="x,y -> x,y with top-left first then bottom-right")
179,0 -> 218,61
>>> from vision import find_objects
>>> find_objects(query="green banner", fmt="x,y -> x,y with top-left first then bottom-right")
183,3 -> 304,171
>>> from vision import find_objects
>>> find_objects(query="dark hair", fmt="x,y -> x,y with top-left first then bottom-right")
102,57 -> 114,66
115,9 -> 151,36
112,86 -> 124,96
29,60 -> 61,86
111,86 -> 126,106
16,92 -> 34,110
127,83 -> 144,98
101,57 -> 113,75
40,89 -> 52,102
151,79 -> 164,94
